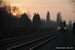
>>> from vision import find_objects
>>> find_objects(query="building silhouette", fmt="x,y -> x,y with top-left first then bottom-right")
56,12 -> 62,29
46,11 -> 50,23
46,11 -> 51,27
69,20 -> 72,27
56,12 -> 62,25
41,19 -> 45,28
67,20 -> 72,30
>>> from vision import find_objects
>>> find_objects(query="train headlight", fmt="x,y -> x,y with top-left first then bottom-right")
64,27 -> 66,29
58,27 -> 60,29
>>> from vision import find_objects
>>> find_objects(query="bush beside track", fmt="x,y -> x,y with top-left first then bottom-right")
0,26 -> 56,40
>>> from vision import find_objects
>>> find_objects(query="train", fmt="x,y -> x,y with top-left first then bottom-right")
58,21 -> 66,32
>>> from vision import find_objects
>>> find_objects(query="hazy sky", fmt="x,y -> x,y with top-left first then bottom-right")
5,0 -> 75,24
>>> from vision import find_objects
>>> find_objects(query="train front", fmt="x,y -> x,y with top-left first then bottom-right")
58,22 -> 66,32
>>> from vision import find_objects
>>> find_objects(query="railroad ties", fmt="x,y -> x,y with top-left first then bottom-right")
0,31 -> 62,50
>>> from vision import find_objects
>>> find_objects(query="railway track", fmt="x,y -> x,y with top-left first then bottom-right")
30,33 -> 61,50
0,31 -> 62,50
7,32 -> 62,50
0,31 -> 57,44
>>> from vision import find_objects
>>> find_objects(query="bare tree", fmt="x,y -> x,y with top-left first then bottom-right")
69,0 -> 75,13
0,0 -> 2,3
12,6 -> 21,17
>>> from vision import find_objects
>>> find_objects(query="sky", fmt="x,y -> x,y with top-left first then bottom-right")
5,0 -> 75,24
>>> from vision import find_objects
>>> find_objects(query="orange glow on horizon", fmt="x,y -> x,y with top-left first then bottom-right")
13,12 -> 17,16
7,0 -> 75,23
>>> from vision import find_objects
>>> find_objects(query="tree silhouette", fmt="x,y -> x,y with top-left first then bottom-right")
12,6 -> 21,17
73,22 -> 75,33
0,4 -> 20,34
19,13 -> 31,29
33,13 -> 41,29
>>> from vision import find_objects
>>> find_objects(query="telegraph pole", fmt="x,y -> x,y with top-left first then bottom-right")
63,21 -> 67,50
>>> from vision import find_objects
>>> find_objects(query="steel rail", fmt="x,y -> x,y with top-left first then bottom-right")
0,31 -> 57,44
7,32 -> 59,50
30,33 -> 62,50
